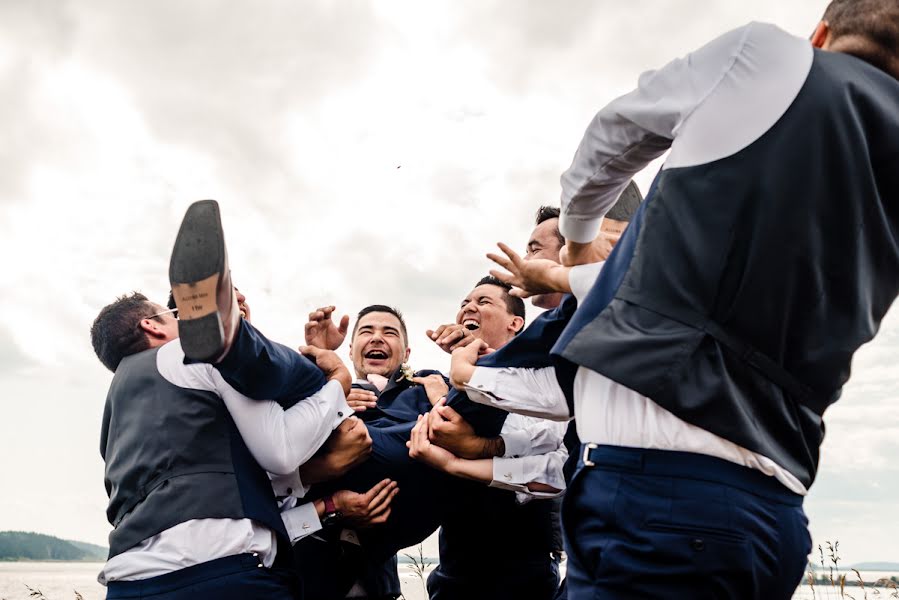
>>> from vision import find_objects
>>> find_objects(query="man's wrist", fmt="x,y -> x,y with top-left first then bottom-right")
313,498 -> 326,517
480,436 -> 505,459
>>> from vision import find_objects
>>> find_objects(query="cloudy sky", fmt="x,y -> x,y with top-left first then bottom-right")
1,0 -> 896,566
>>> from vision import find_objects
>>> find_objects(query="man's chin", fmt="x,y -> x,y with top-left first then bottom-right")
361,363 -> 398,378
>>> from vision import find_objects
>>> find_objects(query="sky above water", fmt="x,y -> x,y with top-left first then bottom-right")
0,0 -> 896,565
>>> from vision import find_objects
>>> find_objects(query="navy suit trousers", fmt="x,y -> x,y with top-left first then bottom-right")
106,554 -> 300,600
214,319 -> 327,409
563,446 -> 810,600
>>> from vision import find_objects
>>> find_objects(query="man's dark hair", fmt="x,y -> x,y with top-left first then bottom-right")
824,0 -> 899,79
475,275 -> 526,332
352,304 -> 409,346
535,206 -> 565,247
90,292 -> 160,373
535,180 -> 643,245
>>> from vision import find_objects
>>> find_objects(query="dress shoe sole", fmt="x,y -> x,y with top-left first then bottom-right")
169,200 -> 227,362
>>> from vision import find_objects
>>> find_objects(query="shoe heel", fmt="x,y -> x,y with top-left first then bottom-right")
177,312 -> 225,362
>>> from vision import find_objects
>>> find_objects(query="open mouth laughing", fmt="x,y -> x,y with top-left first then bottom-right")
462,319 -> 480,331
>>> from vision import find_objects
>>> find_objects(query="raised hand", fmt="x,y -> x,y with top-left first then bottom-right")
487,242 -> 570,298
304,305 -> 349,351
427,323 -> 479,354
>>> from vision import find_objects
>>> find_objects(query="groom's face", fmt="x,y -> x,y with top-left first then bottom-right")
349,312 -> 410,378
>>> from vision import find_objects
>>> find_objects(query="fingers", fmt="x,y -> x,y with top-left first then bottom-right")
509,286 -> 533,299
367,488 -> 399,521
496,242 -> 523,267
486,252 -> 514,273
298,345 -> 319,358
361,478 -> 393,504
436,403 -> 462,424
338,314 -> 350,336
428,324 -> 450,341
409,414 -> 429,458
367,480 -> 398,511
307,306 -> 335,322
437,327 -> 465,347
347,389 -> 378,411
487,267 -> 516,286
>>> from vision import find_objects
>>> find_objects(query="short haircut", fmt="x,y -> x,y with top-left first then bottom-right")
536,180 -> 643,245
475,275 -> 526,331
824,0 -> 899,79
534,206 -> 565,247
90,292 -> 160,373
352,304 -> 408,346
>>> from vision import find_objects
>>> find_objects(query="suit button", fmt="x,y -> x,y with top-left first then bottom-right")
691,538 -> 705,552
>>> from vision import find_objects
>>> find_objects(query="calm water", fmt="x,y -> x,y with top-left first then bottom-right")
0,562 -> 895,599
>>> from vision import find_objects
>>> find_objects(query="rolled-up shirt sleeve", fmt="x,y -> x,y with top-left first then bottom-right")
465,365 -> 571,421
213,376 -> 351,475
559,24 -> 754,242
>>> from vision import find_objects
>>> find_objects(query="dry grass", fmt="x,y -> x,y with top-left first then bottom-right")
806,541 -> 899,599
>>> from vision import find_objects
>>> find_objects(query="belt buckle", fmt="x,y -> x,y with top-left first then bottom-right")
582,443 -> 598,467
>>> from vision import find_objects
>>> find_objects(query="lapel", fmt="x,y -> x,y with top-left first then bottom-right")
352,380 -> 382,397
378,368 -> 411,403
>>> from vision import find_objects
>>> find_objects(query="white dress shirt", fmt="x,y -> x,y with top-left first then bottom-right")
492,414 -> 568,502
557,22 -> 812,243
100,339 -> 351,583
467,262 -> 808,495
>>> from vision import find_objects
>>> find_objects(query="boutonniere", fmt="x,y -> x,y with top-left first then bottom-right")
397,363 -> 415,383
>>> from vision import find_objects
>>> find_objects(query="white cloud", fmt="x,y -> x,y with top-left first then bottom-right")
1,0 -> 896,567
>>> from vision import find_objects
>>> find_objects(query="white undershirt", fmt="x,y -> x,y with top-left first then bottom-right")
100,339 -> 351,584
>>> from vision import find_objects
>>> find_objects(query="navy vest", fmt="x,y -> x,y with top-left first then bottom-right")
100,348 -> 289,557
554,51 -> 899,488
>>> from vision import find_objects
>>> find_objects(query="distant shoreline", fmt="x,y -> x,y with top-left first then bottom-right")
0,559 -> 105,563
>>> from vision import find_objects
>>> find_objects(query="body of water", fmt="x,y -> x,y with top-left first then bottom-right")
1,562 -> 896,599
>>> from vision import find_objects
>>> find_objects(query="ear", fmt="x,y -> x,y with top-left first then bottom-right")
403,347 -> 411,363
811,20 -> 830,49
139,319 -> 168,340
509,315 -> 525,334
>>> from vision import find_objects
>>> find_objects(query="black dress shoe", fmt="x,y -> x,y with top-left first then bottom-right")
168,199 -> 239,362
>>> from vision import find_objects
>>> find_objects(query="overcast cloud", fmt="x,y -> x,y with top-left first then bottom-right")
0,0 -> 896,566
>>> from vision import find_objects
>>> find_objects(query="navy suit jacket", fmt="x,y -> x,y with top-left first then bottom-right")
355,369 -> 445,424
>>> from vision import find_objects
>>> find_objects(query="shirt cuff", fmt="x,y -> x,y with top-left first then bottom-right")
281,501 -> 322,544
500,429 -> 532,459
325,380 -> 353,428
559,214 -> 603,245
270,470 -> 310,499
464,367 -> 502,407
492,456 -> 529,486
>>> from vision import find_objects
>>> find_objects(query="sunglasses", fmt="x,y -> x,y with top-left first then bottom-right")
146,307 -> 179,321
